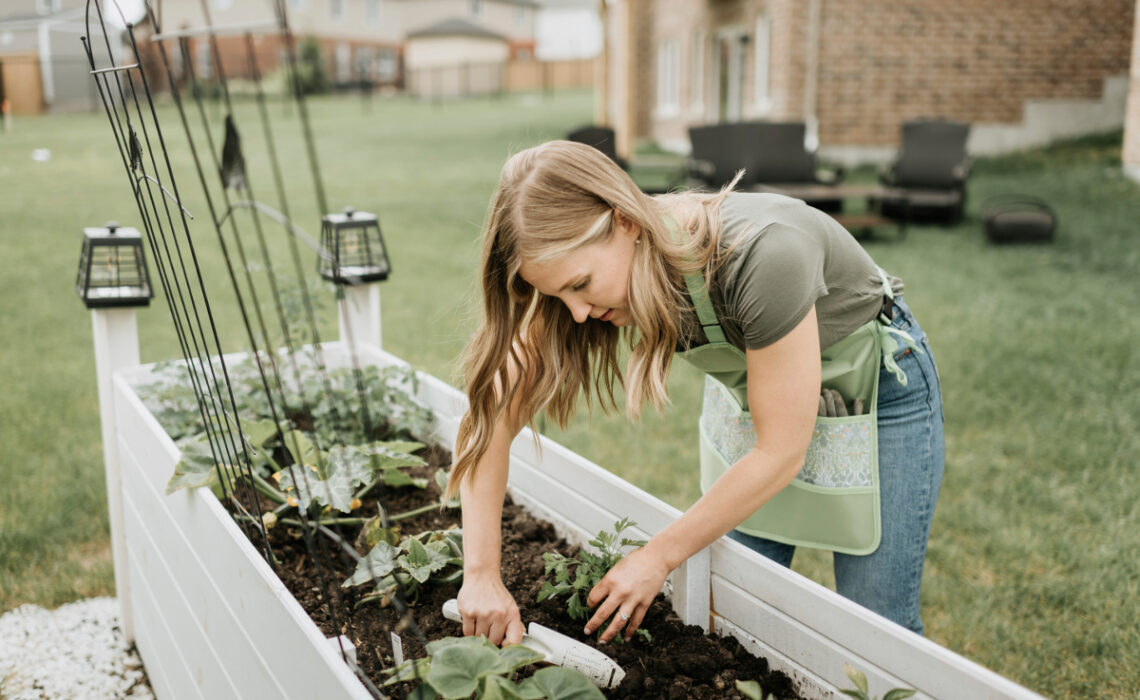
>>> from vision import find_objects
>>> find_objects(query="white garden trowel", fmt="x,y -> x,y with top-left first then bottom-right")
442,599 -> 626,689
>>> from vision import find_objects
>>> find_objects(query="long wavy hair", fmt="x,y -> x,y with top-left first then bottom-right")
447,140 -> 738,499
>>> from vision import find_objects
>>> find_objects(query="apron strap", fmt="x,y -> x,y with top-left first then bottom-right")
667,214 -> 729,345
681,270 -> 728,344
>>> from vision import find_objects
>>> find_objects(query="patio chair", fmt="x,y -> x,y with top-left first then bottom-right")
686,122 -> 844,212
748,121 -> 845,213
686,123 -> 759,189
566,124 -> 684,194
567,124 -> 629,170
875,118 -> 971,223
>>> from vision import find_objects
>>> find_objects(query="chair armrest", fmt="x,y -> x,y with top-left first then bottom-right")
685,157 -> 716,180
815,164 -> 846,185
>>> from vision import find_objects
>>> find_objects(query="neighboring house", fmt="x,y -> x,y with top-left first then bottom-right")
134,0 -> 536,93
404,18 -> 510,98
606,0 -> 1135,162
146,0 -> 404,89
0,1 -> 93,114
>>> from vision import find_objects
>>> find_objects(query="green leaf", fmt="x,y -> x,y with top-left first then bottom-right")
480,674 -> 527,700
844,664 -> 870,694
343,541 -> 400,588
567,593 -> 589,621
425,643 -> 507,699
326,444 -> 375,490
278,461 -> 354,513
280,430 -> 321,475
520,667 -> 605,699
883,690 -> 917,700
401,536 -> 453,584
240,418 -> 281,449
166,435 -> 220,494
498,644 -> 545,671
382,657 -> 431,686
735,680 -> 765,700
406,684 -> 439,700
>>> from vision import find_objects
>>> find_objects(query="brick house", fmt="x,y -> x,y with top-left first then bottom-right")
605,0 -> 1136,163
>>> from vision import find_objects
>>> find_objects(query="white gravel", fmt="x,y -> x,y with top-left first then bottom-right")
0,597 -> 153,700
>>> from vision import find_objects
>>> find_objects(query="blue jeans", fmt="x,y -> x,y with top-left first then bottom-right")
729,297 -> 945,635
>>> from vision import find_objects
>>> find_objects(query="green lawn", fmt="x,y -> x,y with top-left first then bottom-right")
1,92 -> 1137,699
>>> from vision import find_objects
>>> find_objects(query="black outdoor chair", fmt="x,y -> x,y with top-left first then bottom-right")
876,118 -> 971,223
749,121 -> 844,213
566,124 -> 683,194
686,122 -> 844,212
567,125 -> 629,170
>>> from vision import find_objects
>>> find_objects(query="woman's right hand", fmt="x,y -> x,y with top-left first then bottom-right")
456,573 -> 525,646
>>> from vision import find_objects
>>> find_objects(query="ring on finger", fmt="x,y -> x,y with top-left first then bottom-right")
617,611 -> 630,621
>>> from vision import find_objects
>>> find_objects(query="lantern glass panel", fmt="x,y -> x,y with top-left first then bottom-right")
318,208 -> 391,284
76,224 -> 153,308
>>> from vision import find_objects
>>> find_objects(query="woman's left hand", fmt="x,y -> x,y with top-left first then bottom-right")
583,545 -> 671,643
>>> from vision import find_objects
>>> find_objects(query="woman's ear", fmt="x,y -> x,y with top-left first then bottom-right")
613,210 -> 640,241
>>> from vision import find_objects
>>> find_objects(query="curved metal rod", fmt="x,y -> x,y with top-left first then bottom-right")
218,200 -> 321,255
135,174 -> 195,219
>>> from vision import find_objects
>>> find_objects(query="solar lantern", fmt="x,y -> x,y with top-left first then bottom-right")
317,206 -> 391,285
76,221 -> 153,308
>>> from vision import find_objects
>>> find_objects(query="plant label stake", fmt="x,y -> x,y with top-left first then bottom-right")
442,599 -> 626,689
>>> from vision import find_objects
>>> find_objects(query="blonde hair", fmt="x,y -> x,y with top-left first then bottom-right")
447,140 -> 738,499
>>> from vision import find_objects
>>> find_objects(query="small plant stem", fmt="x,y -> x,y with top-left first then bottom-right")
388,502 -> 440,522
247,470 -> 287,504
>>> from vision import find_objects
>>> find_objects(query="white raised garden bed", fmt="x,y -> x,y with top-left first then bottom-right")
96,303 -> 1044,700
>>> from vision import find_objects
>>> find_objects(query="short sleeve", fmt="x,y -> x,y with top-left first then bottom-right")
718,221 -> 828,349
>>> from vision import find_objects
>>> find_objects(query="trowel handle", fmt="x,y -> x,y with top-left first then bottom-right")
442,598 -> 462,623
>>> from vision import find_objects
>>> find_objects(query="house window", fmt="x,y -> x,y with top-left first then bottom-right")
515,6 -> 528,26
355,47 -> 375,80
336,42 -> 351,82
35,0 -> 62,14
288,0 -> 305,9
196,41 -> 212,80
753,12 -> 772,111
367,0 -> 382,24
377,48 -> 397,81
656,37 -> 680,118
689,30 -> 705,112
330,0 -> 345,20
214,0 -> 233,10
470,0 -> 482,19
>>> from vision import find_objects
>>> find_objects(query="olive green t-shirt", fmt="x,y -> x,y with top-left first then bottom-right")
683,192 -> 904,352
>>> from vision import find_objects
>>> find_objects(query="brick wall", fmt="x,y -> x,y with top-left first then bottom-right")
634,0 -> 1133,152
818,0 -> 1134,146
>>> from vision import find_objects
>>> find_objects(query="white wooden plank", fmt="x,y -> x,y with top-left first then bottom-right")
711,615 -> 833,700
121,492 -> 246,699
125,550 -> 207,700
115,375 -> 373,700
710,538 -> 1046,699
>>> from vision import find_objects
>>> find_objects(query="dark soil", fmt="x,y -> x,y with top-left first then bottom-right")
262,446 -> 802,700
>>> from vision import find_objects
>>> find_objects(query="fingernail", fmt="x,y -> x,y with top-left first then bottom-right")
583,627 -> 592,635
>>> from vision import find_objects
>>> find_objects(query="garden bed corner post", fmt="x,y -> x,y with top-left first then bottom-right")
89,306 -> 142,642
338,282 -> 382,350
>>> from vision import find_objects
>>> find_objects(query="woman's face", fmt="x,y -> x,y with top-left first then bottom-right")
517,214 -> 640,327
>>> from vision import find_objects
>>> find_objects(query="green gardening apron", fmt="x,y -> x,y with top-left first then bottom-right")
677,266 -> 919,555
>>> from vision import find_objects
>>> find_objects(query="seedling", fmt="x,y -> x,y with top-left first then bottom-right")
537,518 -> 650,642
840,663 -> 916,700
383,635 -> 604,700
343,529 -> 464,605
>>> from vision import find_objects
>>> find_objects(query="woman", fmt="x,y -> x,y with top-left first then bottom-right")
445,140 -> 944,647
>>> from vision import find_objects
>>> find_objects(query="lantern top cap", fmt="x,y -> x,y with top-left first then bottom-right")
323,206 -> 377,226
84,223 -> 143,240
